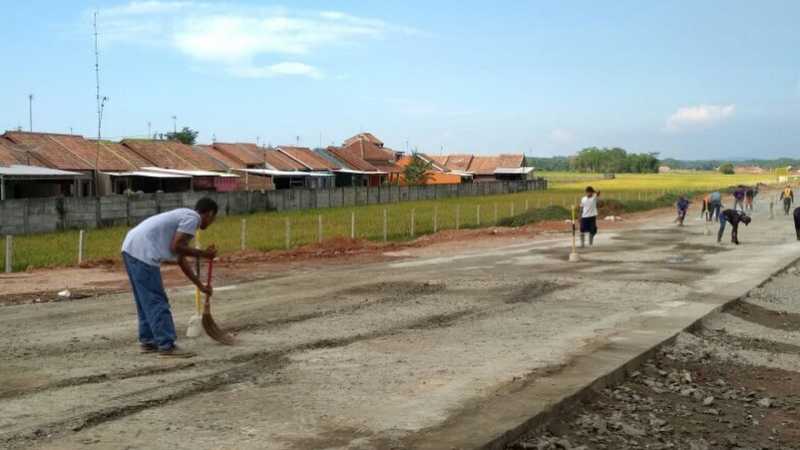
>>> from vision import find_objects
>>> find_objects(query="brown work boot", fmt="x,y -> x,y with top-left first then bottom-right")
157,345 -> 196,358
139,343 -> 158,354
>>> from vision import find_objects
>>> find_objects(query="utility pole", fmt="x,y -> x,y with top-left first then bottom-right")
93,11 -> 106,197
147,121 -> 151,138
28,94 -> 33,132
295,135 -> 300,146
172,115 -> 177,134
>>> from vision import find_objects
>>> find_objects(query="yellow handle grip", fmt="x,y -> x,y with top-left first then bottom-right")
194,230 -> 203,314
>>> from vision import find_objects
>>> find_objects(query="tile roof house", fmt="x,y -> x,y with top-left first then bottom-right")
0,137 -> 47,166
340,134 -> 403,184
3,131 -> 96,171
277,146 -> 340,171
121,139 -> 221,171
212,143 -> 267,168
343,132 -> 384,148
263,149 -> 307,171
396,153 -> 468,185
193,145 -> 241,170
434,154 -> 474,172
429,153 -> 531,182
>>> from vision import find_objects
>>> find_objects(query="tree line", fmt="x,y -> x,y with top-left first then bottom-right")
526,147 -> 660,173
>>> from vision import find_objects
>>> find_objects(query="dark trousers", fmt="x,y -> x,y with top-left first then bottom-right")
794,207 -> 800,240
709,202 -> 721,222
718,220 -> 739,244
784,198 -> 793,215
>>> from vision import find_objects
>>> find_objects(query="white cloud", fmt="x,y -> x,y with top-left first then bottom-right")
665,104 -> 736,131
229,62 -> 323,79
549,128 -> 574,144
94,1 -> 419,78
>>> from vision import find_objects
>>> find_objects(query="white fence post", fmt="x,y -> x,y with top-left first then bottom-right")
476,205 -> 481,226
382,209 -> 388,242
350,211 -> 356,239
318,214 -> 323,243
410,208 -> 415,237
494,203 -> 498,224
285,217 -> 291,250
510,202 -> 515,217
240,219 -> 247,250
5,235 -> 12,273
456,205 -> 461,230
433,205 -> 438,233
78,230 -> 85,265
525,199 -> 529,211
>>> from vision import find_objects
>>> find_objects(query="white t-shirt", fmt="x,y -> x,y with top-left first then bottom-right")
580,195 -> 598,218
122,208 -> 200,266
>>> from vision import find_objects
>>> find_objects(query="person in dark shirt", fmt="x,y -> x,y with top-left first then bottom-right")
780,185 -> 794,215
744,186 -> 756,211
675,196 -> 690,226
733,186 -> 745,211
793,207 -> 800,241
718,209 -> 751,245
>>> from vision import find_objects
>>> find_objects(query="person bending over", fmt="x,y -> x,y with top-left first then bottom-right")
675,196 -> 690,226
121,198 -> 219,358
717,209 -> 751,245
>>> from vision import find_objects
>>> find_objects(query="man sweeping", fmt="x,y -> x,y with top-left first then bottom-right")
579,186 -> 600,247
121,198 -> 218,358
717,208 -> 751,245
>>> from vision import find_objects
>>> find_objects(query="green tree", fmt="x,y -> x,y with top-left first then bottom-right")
719,163 -> 735,175
166,127 -> 199,145
403,153 -> 434,185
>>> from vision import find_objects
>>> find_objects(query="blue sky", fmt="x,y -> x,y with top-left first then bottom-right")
1,1 -> 797,159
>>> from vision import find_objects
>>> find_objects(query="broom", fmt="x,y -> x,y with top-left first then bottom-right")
202,258 -> 235,345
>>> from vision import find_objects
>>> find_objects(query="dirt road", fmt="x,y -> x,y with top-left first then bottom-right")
1,200 -> 798,450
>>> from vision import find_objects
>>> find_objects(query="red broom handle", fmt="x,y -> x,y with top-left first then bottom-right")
206,258 -> 214,293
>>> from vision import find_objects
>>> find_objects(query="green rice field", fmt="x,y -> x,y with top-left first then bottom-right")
0,171 -> 777,271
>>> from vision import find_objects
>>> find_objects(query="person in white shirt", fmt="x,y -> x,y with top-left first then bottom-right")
121,198 -> 218,358
579,186 -> 600,247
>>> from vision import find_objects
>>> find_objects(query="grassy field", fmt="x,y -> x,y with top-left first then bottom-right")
1,172 -> 777,271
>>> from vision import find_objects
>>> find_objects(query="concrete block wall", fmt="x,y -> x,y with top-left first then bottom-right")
0,179 -> 547,235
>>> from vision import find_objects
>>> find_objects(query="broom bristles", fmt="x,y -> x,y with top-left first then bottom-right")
202,302 -> 235,345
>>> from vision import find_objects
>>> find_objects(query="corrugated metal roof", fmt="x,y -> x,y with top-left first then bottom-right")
325,146 -> 380,172
277,146 -> 340,171
0,164 -> 84,177
264,149 -> 307,171
104,171 -> 191,179
212,143 -> 265,166
4,131 -> 94,170
141,167 -> 240,178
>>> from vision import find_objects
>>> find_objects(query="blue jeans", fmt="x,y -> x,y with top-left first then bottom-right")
122,252 -> 176,350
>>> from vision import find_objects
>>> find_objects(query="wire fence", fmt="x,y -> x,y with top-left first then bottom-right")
1,185 -> 719,272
